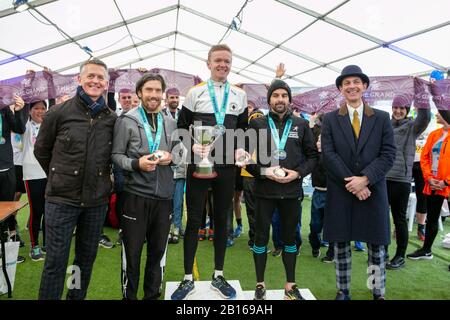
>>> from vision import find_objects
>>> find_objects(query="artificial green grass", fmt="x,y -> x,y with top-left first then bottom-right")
2,196 -> 450,300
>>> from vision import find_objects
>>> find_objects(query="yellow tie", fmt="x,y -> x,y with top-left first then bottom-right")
352,110 -> 360,138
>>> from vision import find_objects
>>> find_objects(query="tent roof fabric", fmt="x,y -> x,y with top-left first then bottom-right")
0,0 -> 448,86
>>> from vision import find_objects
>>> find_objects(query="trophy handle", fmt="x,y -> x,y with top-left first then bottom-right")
188,125 -> 202,145
189,125 -> 222,147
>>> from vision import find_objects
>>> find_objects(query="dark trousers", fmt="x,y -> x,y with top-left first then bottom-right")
39,201 -> 107,300
115,191 -> 124,225
272,206 -> 302,250
25,179 -> 47,248
309,190 -> 327,250
412,162 -> 427,213
423,193 -> 446,252
200,189 -> 214,230
253,197 -> 299,283
242,177 -> 256,246
387,180 -> 411,258
0,168 -> 17,231
120,192 -> 171,300
184,166 -> 235,274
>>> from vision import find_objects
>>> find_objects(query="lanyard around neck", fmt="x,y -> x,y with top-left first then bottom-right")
138,106 -> 163,153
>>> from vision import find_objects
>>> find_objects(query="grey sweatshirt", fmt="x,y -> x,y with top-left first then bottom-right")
112,107 -> 178,200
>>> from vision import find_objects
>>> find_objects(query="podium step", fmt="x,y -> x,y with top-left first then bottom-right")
165,280 -> 316,300
165,280 -> 245,300
242,289 -> 316,300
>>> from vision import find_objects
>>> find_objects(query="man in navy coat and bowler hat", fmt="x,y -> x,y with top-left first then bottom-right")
321,65 -> 396,300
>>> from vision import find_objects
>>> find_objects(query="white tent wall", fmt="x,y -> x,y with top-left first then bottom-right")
0,0 -> 448,84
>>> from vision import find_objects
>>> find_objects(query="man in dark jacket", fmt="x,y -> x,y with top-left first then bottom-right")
385,95 -> 430,270
112,73 -> 177,300
243,80 -> 318,300
34,58 -> 117,300
321,65 -> 396,300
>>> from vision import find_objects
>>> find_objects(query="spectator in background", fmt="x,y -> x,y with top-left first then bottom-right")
22,100 -> 49,262
407,112 -> 449,261
385,95 -> 430,270
0,95 -> 27,261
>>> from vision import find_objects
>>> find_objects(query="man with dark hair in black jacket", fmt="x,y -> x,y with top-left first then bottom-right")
35,58 -> 117,300
242,80 -> 318,300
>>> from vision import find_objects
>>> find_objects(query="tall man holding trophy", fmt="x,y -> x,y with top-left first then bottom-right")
171,44 -> 248,300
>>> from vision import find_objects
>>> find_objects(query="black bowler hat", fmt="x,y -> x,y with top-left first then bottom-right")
335,65 -> 370,89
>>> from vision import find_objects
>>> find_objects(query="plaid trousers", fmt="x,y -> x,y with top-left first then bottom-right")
38,201 -> 107,300
334,242 -> 386,297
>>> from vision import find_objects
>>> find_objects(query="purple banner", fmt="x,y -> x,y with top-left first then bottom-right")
292,76 -> 449,113
430,79 -> 450,110
292,84 -> 341,114
241,83 -> 270,110
1,72 -> 449,112
0,68 -> 203,109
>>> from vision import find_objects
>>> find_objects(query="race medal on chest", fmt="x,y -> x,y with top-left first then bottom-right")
214,124 -> 226,136
273,149 -> 287,160
268,116 -> 292,162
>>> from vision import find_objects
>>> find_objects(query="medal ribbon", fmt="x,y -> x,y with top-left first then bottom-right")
207,79 -> 229,127
138,106 -> 163,153
268,116 -> 292,154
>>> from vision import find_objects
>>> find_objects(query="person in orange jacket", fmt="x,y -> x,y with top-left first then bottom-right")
407,111 -> 450,260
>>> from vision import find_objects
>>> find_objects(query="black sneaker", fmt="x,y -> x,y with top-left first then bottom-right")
16,255 -> 25,264
386,256 -> 405,270
171,279 -> 195,300
253,284 -> 266,300
171,233 -> 180,244
284,284 -> 304,300
312,249 -> 321,258
321,255 -> 334,263
335,290 -> 351,300
211,275 -> 236,299
99,234 -> 114,249
406,248 -> 433,260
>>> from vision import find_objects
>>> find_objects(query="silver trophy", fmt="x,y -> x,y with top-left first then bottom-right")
190,125 -> 221,179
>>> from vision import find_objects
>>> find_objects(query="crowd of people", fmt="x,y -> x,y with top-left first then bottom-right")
0,44 -> 449,301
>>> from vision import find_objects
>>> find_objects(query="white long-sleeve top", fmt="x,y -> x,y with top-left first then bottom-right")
22,119 -> 46,180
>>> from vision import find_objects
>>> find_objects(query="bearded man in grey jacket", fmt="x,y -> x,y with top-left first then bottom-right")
112,73 -> 177,300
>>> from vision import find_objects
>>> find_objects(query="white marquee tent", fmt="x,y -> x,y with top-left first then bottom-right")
0,0 -> 449,87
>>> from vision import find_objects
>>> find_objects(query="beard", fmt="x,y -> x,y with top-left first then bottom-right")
271,103 -> 288,115
168,102 -> 178,110
142,98 -> 161,112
